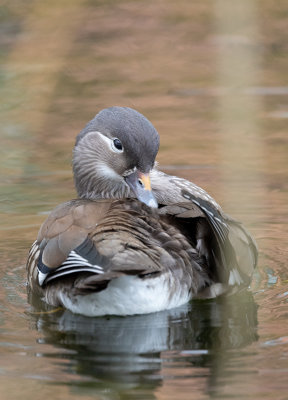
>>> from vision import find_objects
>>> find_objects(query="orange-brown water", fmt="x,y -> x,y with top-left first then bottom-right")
0,1 -> 287,399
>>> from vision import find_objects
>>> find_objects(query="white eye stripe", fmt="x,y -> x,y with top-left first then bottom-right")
92,131 -> 124,153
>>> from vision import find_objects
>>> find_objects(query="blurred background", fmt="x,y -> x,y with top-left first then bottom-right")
0,1 -> 287,399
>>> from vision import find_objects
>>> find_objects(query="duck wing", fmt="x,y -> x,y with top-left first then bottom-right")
27,198 -> 209,299
27,199 -> 113,291
152,170 -> 258,289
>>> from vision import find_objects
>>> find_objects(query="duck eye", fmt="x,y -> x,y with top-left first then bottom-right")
112,138 -> 123,152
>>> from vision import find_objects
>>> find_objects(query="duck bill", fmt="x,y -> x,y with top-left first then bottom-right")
125,170 -> 158,208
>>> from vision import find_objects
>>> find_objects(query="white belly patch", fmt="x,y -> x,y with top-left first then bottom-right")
58,274 -> 191,317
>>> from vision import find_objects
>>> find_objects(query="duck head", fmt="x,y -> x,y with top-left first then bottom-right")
73,107 -> 159,208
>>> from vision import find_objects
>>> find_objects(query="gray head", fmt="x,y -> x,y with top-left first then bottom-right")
73,107 -> 160,207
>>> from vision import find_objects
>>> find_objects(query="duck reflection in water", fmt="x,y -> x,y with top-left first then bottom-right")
29,290 -> 258,394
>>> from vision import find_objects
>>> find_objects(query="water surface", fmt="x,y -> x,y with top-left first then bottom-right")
0,1 -> 288,399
